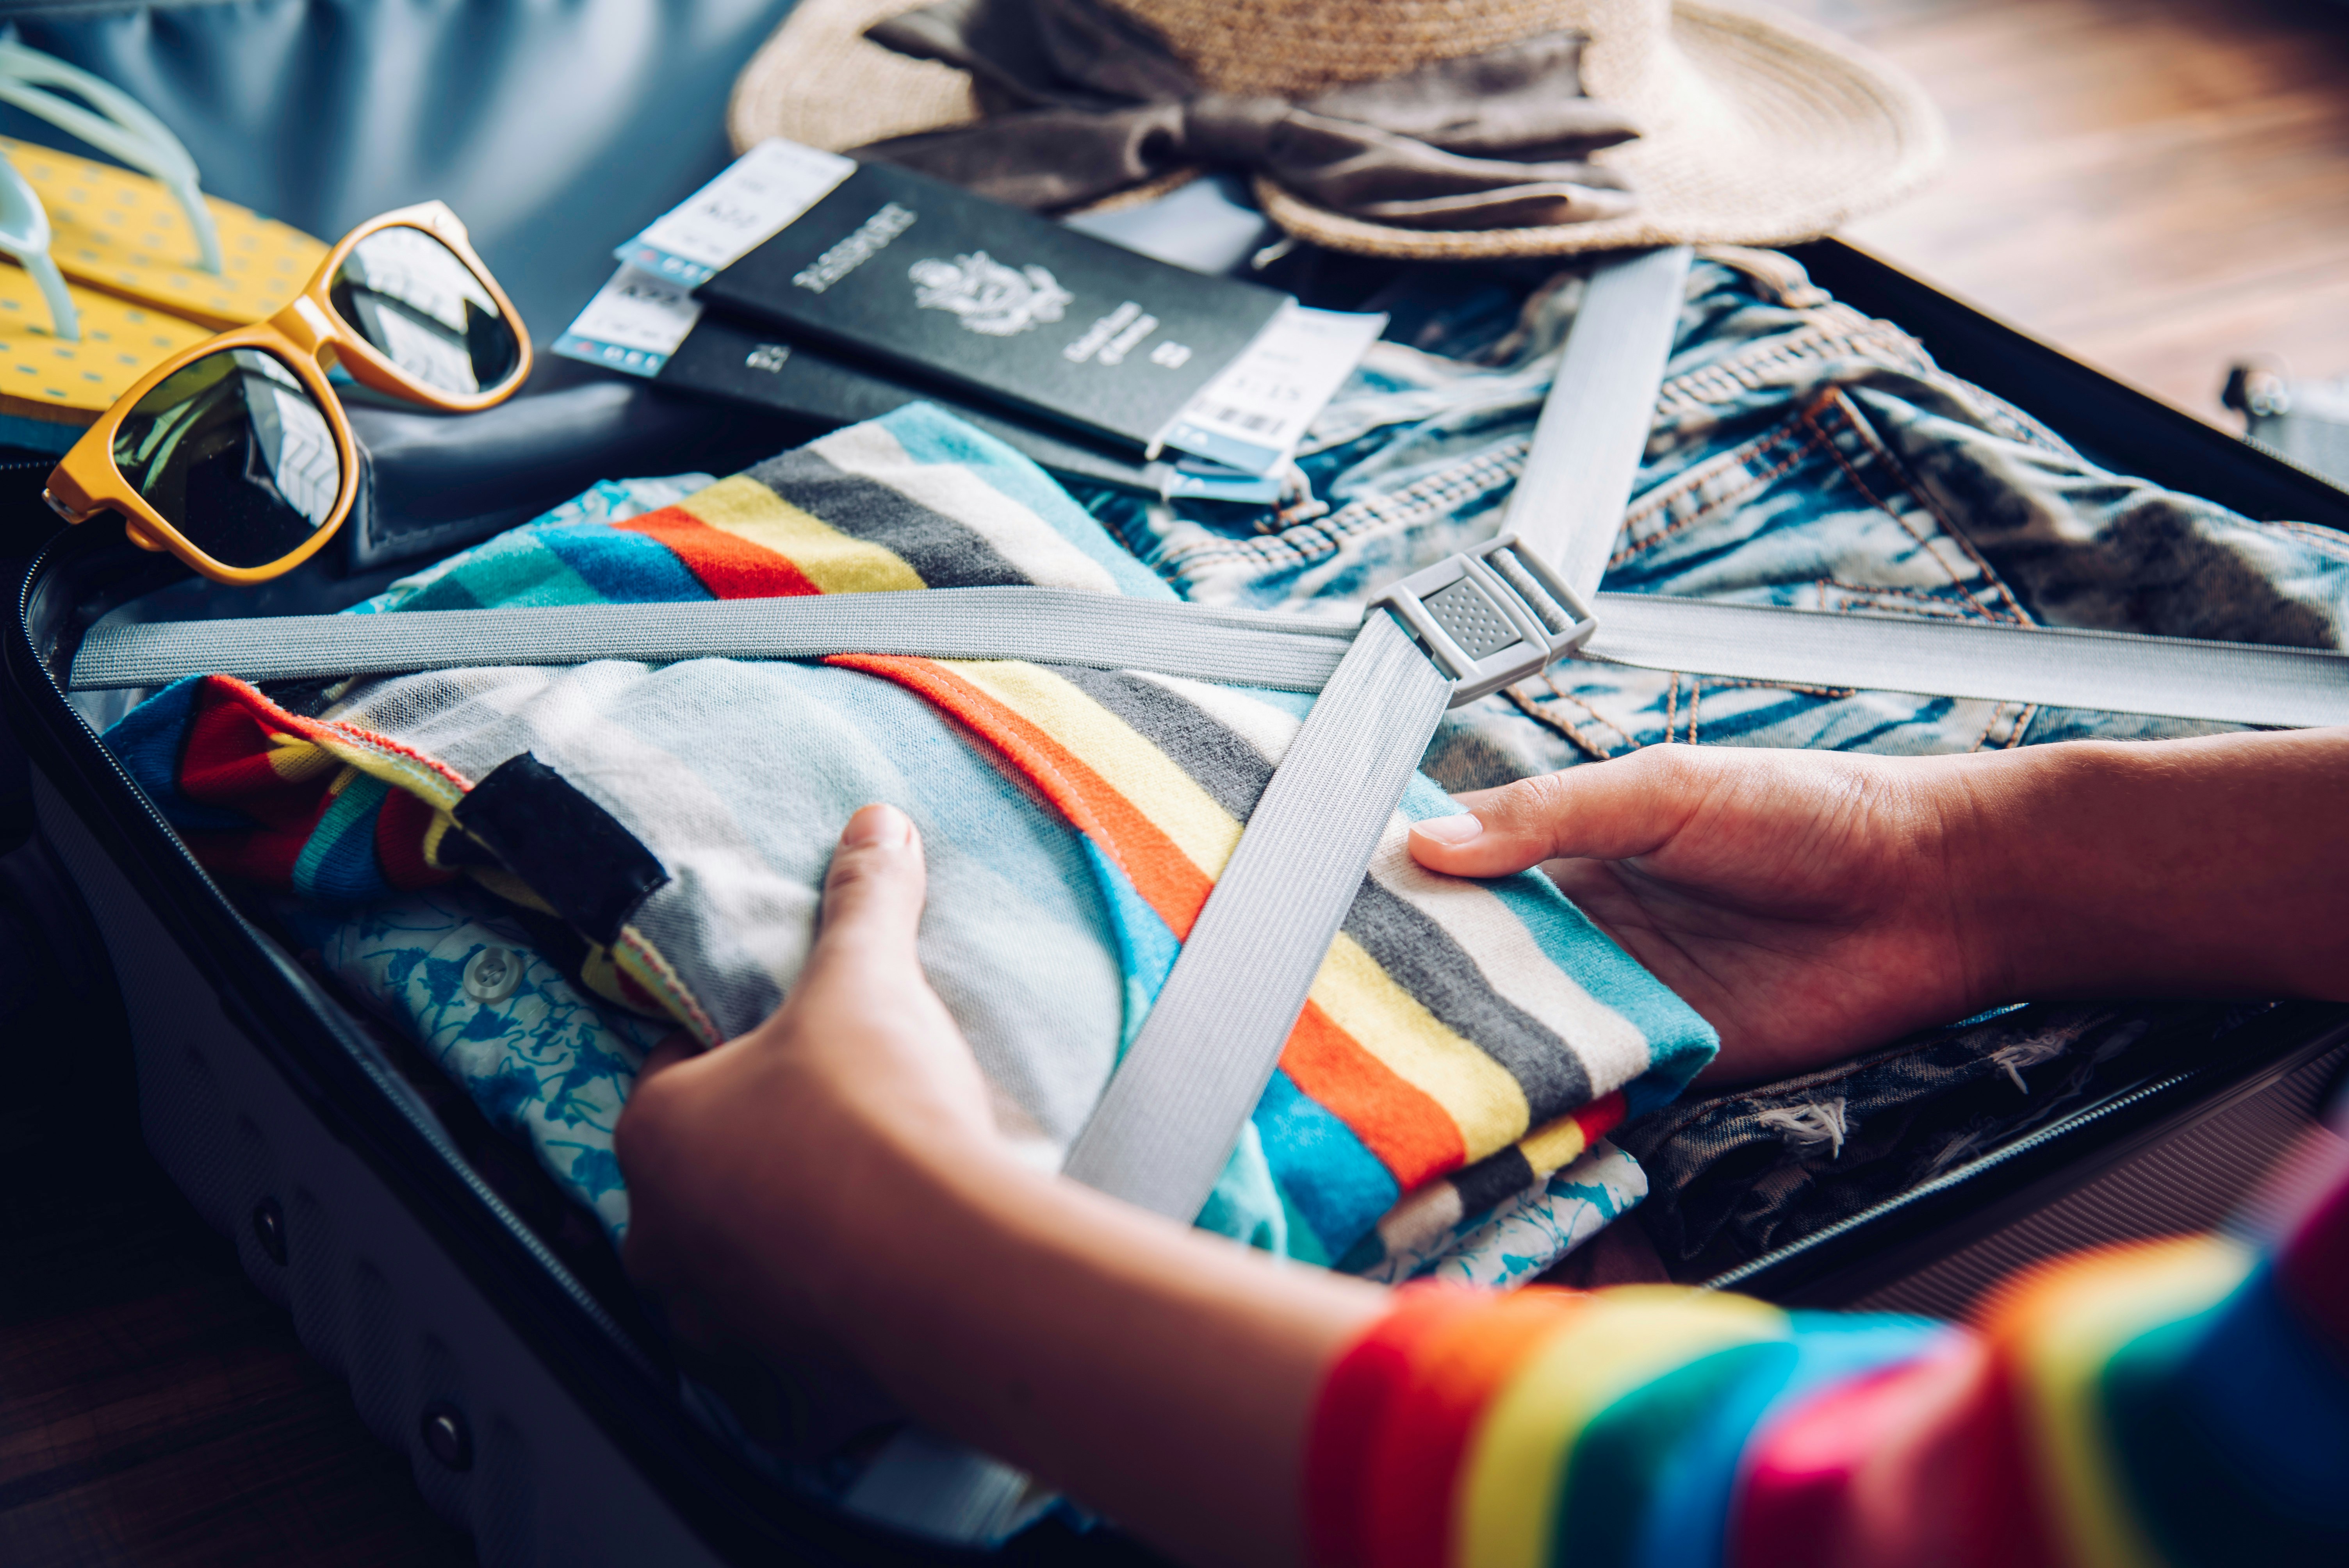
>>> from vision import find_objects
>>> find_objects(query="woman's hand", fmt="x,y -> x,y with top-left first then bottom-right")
1409,732 -> 2349,1086
1411,745 -> 1998,1084
618,804 -> 1002,1357
616,804 -> 1382,1567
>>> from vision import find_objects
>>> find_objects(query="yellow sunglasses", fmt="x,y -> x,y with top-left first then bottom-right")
43,201 -> 530,585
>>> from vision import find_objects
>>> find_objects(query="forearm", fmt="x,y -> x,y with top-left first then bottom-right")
615,804 -> 1387,1567
772,1119 -> 2347,1568
1952,728 -> 2349,1004
779,1134 -> 1386,1568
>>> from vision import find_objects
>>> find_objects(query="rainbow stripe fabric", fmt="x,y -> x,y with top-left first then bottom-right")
105,402 -> 1714,1271
1306,1132 -> 2349,1568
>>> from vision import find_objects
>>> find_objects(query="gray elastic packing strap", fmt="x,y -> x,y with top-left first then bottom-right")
848,249 -> 1691,1541
1587,594 -> 2349,730
1509,244 -> 1691,599
67,589 -> 1355,693
72,586 -> 2349,730
1055,611 -> 1451,1209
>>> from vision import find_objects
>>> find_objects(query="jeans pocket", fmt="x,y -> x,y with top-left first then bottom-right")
1608,386 -> 2032,625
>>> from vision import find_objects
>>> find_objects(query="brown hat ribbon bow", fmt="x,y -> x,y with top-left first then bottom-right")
856,0 -> 1644,230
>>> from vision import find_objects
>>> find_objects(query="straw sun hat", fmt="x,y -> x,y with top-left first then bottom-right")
727,0 -> 1945,259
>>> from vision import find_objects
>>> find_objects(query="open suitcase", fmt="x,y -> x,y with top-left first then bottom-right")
8,3 -> 2349,1562
7,230 -> 2349,1567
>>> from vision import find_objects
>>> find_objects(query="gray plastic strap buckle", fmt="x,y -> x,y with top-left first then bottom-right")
1368,534 -> 1597,707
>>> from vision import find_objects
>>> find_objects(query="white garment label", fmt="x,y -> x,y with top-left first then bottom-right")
551,266 -> 702,377
1157,304 -> 1385,475
615,138 -> 857,288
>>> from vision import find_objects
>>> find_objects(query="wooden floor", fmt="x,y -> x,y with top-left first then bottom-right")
1781,0 -> 2349,425
4,4 -> 2348,1566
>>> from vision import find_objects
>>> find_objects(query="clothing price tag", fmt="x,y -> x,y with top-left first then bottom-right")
615,139 -> 857,288
1157,304 -> 1387,475
552,266 -> 702,377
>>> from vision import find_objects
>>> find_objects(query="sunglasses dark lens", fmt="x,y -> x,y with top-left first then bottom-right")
109,348 -> 343,570
329,226 -> 521,396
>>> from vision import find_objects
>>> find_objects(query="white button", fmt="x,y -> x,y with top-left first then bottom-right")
462,945 -> 522,1004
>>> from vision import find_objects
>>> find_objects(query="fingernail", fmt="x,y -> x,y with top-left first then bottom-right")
1413,813 -> 1484,846
841,803 -> 910,849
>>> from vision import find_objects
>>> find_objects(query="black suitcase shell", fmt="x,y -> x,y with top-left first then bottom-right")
7,239 -> 2349,1566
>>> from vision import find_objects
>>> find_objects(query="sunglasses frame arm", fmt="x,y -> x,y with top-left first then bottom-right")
43,201 -> 532,587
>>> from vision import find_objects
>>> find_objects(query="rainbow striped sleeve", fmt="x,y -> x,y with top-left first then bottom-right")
1305,1138 -> 2349,1568
105,401 -> 1715,1271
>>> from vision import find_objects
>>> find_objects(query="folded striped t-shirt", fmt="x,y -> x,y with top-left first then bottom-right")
105,402 -> 1716,1275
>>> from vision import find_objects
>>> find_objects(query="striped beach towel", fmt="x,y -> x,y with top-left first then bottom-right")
106,402 -> 1715,1274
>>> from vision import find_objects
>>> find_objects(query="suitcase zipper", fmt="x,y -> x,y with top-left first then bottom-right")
1699,1066 -> 2205,1294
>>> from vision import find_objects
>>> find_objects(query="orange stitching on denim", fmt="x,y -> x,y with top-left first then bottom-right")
1664,670 -> 1680,742
1620,416 -> 1818,532
1610,419 -> 1827,570
1815,577 -> 1987,620
1504,683 -> 1615,761
1652,306 -> 1929,414
1798,395 -> 2015,624
1695,673 -> 1857,699
1687,678 -> 1701,745
1968,707 -> 1998,753
1805,391 -> 2032,624
1960,389 -> 2068,454
1971,701 -> 2035,753
2257,519 -> 2349,565
1541,677 -> 1644,751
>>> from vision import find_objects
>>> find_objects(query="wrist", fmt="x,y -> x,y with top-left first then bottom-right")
793,1140 -> 1383,1566
789,1109 -> 1029,1348
1930,733 -> 2349,1006
1935,741 -> 2128,1006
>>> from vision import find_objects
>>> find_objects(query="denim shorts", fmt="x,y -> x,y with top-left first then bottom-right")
1078,248 -> 2349,1270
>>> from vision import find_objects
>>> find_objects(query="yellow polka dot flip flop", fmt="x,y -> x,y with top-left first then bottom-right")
0,136 -> 328,330
0,262 -> 212,444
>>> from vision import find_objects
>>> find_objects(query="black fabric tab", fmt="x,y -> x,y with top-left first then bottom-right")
452,753 -> 669,945
257,676 -> 350,718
